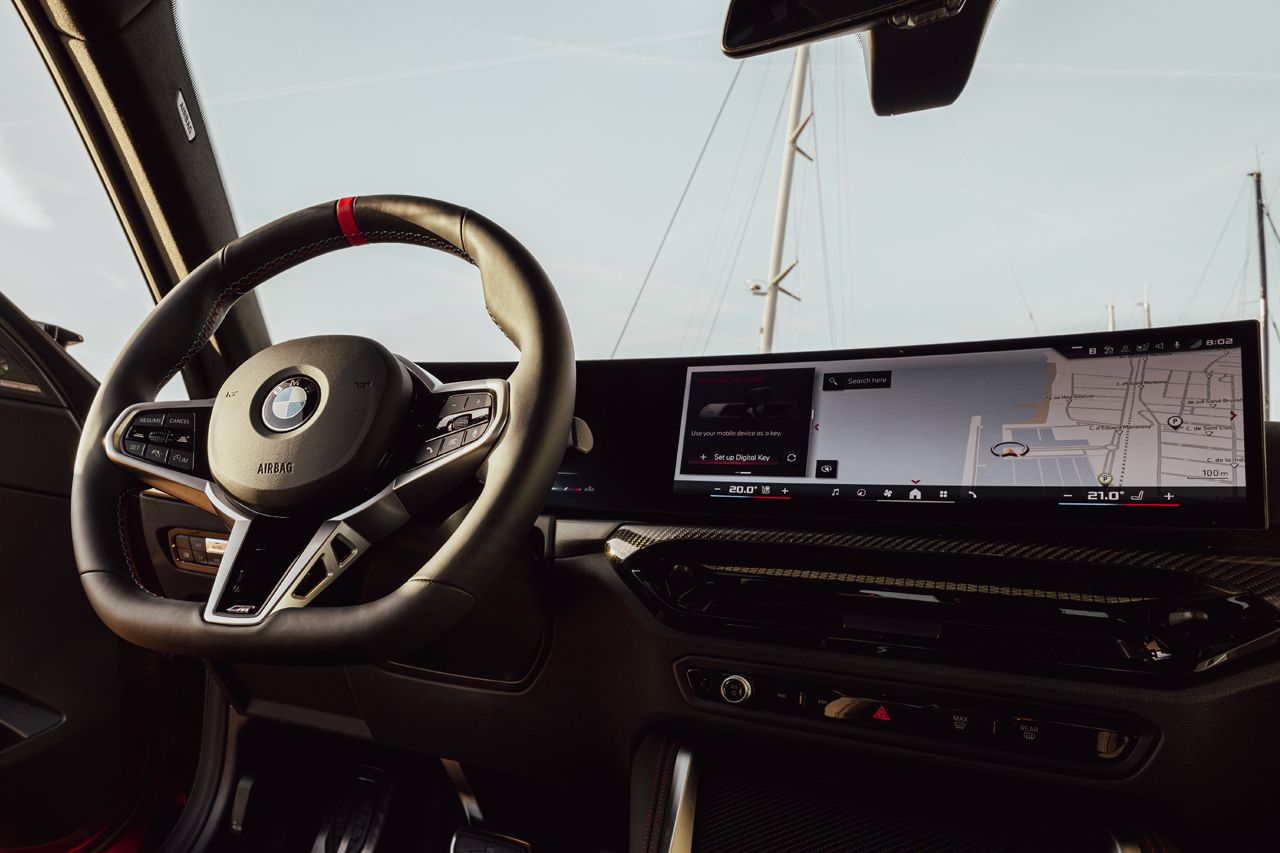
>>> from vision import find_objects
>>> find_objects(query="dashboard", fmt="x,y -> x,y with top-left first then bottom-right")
120,318 -> 1280,849
534,320 -> 1265,529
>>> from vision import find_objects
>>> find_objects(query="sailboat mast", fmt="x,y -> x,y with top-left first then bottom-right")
759,45 -> 811,354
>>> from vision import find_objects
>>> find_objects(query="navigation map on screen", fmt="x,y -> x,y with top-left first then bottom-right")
673,325 -> 1258,521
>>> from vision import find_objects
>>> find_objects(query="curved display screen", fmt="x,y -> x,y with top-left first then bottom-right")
433,320 -> 1266,529
672,323 -> 1261,525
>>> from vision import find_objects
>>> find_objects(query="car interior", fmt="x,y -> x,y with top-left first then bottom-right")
2,1 -> 1279,851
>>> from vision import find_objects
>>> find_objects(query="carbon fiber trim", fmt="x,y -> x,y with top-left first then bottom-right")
606,524 -> 1280,602
701,564 -> 1152,604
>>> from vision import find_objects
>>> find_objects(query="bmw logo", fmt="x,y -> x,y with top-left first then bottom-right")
261,376 -> 321,432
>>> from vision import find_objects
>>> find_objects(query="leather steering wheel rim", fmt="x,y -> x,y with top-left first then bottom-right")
70,195 -> 575,662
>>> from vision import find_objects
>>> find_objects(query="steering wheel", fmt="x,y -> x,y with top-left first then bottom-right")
70,196 -> 575,661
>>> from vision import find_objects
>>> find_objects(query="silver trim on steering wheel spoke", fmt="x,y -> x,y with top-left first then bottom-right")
101,399 -> 246,525
200,511 -> 380,625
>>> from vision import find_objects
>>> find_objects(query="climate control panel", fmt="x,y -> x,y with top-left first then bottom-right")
678,660 -> 1151,774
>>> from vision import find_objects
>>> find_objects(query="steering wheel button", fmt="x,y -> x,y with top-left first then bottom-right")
132,412 -> 165,428
143,444 -> 170,464
413,437 -> 443,465
441,431 -> 465,453
168,449 -> 195,471
163,412 -> 195,429
126,426 -> 147,441
462,424 -> 486,445
147,430 -> 169,444
447,414 -> 472,431
439,394 -> 470,416
169,432 -> 192,446
464,393 -> 493,411
123,439 -> 146,457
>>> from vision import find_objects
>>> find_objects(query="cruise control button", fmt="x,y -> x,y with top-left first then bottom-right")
169,432 -> 192,447
462,424 -> 486,444
447,414 -> 472,431
413,437 -> 444,465
132,412 -> 165,428
439,395 -> 470,416
147,430 -> 169,444
441,431 -> 465,453
464,392 -> 493,411
168,449 -> 195,471
163,412 -> 195,429
126,426 -> 147,442
123,439 -> 146,457
143,444 -> 170,464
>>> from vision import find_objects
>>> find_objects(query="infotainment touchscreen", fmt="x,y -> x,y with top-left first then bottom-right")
672,321 -> 1265,527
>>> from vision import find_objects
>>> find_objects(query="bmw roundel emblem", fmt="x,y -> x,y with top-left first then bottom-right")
261,376 -> 321,432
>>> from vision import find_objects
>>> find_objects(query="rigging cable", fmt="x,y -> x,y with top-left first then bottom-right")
700,73 -> 792,353
832,38 -> 854,345
945,114 -> 1040,334
1178,177 -> 1249,323
678,59 -> 771,354
610,61 -> 744,358
1216,221 -> 1252,321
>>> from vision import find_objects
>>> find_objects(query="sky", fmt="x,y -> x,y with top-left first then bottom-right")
3,1 -> 1280,401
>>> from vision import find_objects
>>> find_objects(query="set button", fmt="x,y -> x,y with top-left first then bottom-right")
122,410 -> 198,473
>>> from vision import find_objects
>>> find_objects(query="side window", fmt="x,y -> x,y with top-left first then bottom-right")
0,9 -> 159,382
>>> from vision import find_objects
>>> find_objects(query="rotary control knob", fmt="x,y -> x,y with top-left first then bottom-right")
719,674 -> 752,704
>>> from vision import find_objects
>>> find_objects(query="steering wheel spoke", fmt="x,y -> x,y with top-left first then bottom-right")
202,513 -> 360,623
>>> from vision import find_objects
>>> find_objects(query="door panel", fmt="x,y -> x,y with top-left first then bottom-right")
0,299 -> 159,847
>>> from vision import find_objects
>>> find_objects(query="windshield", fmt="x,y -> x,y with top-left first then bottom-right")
176,1 -> 1280,372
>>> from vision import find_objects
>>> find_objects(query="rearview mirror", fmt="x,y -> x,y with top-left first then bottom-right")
722,0 -> 967,59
